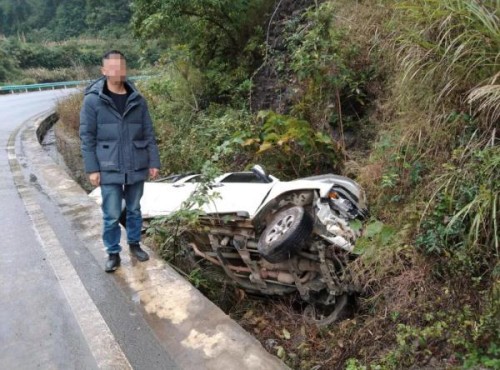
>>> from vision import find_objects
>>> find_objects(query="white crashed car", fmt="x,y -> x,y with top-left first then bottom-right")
90,165 -> 368,324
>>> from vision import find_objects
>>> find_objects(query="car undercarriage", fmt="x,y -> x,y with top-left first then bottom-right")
179,187 -> 365,326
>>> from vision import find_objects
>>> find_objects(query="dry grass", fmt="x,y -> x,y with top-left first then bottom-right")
468,78 -> 500,125
395,0 -> 500,126
22,66 -> 98,84
56,92 -> 84,136
227,253 -> 447,369
233,295 -> 355,369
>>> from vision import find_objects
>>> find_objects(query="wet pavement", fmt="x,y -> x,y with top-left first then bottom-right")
0,90 -> 287,369
0,90 -> 98,368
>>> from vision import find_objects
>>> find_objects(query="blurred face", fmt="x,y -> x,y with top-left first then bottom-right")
101,55 -> 127,83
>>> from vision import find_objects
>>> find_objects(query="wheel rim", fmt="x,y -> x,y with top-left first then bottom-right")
265,214 -> 295,243
304,294 -> 349,327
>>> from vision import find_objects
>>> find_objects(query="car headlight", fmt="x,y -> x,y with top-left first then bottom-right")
328,190 -> 355,215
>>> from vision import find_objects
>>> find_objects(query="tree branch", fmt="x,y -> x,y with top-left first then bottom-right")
179,9 -> 239,48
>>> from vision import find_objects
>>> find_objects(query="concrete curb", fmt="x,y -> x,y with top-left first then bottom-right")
21,112 -> 288,370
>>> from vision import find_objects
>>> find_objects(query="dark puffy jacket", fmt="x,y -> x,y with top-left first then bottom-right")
79,77 -> 161,185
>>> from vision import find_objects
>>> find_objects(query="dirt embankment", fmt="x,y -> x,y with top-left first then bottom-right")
53,121 -> 92,192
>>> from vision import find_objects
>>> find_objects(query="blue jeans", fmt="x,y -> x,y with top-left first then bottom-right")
101,181 -> 144,254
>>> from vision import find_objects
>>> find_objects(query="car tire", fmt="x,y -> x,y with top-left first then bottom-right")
304,294 -> 349,327
258,206 -> 313,263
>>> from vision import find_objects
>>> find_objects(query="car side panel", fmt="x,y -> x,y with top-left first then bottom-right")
202,183 -> 275,216
140,182 -> 197,218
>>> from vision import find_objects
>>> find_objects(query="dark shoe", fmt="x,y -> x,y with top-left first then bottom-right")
129,243 -> 149,262
105,253 -> 121,273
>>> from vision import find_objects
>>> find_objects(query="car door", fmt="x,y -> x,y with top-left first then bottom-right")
202,172 -> 275,217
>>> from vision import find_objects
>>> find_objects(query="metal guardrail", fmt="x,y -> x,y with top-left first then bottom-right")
0,76 -> 151,94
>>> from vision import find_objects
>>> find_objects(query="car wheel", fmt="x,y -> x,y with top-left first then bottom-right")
258,206 -> 313,263
304,294 -> 349,327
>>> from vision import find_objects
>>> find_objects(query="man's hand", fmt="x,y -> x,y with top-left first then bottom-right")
89,172 -> 100,187
149,168 -> 159,180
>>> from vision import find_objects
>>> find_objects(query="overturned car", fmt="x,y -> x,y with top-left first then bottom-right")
90,165 -> 368,324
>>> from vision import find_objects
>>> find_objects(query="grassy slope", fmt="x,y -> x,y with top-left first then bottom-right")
320,1 -> 498,368
231,1 -> 499,368
56,1 -> 499,368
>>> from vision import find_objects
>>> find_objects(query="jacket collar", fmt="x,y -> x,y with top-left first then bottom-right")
85,77 -> 141,119
85,77 -> 140,103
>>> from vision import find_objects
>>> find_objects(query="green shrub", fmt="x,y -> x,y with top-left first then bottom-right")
416,141 -> 499,278
132,0 -> 274,103
141,66 -> 254,174
272,2 -> 377,147
373,298 -> 500,369
241,111 -> 342,179
0,41 -> 20,83
2,38 -> 142,72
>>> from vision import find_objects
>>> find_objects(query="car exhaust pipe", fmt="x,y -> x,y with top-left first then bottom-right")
188,243 -> 251,274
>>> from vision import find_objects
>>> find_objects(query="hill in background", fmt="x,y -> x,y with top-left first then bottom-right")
0,0 -> 131,40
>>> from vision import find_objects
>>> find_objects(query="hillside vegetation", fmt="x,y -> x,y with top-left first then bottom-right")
0,0 -> 131,40
0,0 -> 153,84
55,0 -> 498,368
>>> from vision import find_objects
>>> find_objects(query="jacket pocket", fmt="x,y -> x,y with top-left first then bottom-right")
133,140 -> 149,170
96,140 -> 120,171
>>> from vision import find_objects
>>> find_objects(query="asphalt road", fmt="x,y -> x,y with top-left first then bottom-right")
0,90 -> 178,369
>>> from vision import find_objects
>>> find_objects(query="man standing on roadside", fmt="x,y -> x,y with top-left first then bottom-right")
80,50 -> 160,272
